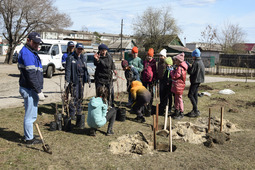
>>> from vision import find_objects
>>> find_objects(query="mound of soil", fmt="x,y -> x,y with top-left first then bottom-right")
199,84 -> 214,90
204,131 -> 230,148
210,97 -> 227,102
246,101 -> 255,107
109,131 -> 153,155
171,117 -> 240,144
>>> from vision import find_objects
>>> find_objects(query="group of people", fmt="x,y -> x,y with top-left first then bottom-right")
18,32 -> 117,144
121,46 -> 205,122
18,32 -> 205,144
63,41 -> 117,136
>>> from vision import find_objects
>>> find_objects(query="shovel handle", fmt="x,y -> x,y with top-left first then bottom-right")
35,123 -> 44,142
164,105 -> 169,130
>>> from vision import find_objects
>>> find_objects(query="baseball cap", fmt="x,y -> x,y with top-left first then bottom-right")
28,32 -> 43,43
76,43 -> 84,49
67,41 -> 74,47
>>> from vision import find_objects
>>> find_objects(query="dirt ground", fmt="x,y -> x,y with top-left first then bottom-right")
1,58 -> 255,169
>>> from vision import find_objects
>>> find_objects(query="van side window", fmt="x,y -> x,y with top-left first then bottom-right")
52,45 -> 59,55
61,45 -> 67,53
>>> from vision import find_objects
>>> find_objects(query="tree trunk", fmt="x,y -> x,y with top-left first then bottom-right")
4,43 -> 16,64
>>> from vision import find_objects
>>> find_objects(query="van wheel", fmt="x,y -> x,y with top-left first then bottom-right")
46,66 -> 53,78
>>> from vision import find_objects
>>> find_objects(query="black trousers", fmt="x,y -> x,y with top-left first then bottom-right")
142,82 -> 154,110
132,91 -> 151,117
69,81 -> 84,116
188,83 -> 200,111
105,107 -> 117,131
95,82 -> 114,107
159,80 -> 173,114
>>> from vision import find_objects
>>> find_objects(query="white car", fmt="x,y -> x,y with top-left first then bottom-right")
84,53 -> 96,80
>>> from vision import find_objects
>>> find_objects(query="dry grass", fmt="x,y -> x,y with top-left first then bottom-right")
0,82 -> 255,169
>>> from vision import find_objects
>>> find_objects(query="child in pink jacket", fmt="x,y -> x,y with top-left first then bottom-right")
170,52 -> 188,120
142,48 -> 156,115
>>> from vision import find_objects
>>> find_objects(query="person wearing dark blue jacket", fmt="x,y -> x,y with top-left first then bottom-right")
62,41 -> 74,68
65,43 -> 91,126
18,32 -> 45,145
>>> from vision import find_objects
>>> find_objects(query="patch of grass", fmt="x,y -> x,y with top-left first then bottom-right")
0,82 -> 255,169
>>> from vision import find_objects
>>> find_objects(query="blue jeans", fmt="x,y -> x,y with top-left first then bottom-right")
19,87 -> 39,140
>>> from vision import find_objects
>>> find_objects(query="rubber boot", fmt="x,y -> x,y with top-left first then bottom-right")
57,113 -> 62,131
63,115 -> 72,131
76,114 -> 85,129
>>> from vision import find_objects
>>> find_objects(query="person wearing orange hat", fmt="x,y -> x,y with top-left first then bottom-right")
128,46 -> 143,73
141,48 -> 157,116
125,46 -> 143,107
170,52 -> 188,120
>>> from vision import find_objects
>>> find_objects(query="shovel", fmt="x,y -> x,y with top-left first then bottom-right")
156,99 -> 169,137
35,123 -> 52,154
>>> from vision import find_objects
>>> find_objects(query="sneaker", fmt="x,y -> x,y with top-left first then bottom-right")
135,116 -> 146,123
172,110 -> 184,120
90,128 -> 96,136
106,130 -> 114,136
186,110 -> 199,118
25,137 -> 42,145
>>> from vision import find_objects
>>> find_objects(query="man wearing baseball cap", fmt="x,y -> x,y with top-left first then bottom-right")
65,43 -> 91,129
18,32 -> 44,145
62,41 -> 75,68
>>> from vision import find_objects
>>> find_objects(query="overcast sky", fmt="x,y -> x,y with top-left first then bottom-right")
54,0 -> 255,44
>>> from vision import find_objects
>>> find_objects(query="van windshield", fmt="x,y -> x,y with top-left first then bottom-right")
38,44 -> 51,54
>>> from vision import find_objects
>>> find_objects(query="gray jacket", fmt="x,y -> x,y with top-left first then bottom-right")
187,57 -> 205,84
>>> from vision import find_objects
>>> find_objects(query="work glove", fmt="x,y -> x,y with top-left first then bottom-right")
38,92 -> 46,101
89,81 -> 91,88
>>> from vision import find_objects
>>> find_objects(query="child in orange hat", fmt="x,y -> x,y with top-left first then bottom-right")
141,48 -> 157,116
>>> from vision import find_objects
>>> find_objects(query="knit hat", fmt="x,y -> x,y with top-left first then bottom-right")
132,46 -> 138,54
121,60 -> 129,68
165,57 -> 173,65
98,43 -> 109,51
192,48 -> 201,57
147,48 -> 154,57
173,52 -> 185,62
159,49 -> 167,57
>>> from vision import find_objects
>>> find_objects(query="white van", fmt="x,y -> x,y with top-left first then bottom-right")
38,39 -> 76,78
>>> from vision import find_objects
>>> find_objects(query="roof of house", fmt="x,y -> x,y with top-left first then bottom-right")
166,45 -> 192,53
108,39 -> 136,49
244,43 -> 255,51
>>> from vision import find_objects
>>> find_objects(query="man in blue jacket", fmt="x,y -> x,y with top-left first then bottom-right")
65,43 -> 91,128
18,32 -> 45,145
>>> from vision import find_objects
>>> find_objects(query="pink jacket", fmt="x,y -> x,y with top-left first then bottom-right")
171,61 -> 188,95
142,58 -> 156,82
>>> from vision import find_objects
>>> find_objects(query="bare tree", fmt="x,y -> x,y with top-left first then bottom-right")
219,22 -> 246,54
133,6 -> 180,52
200,25 -> 217,49
0,0 -> 72,64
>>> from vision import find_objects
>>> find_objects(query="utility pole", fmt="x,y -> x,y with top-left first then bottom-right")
120,19 -> 123,60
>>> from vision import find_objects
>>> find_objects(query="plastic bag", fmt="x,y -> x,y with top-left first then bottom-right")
219,89 -> 235,95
